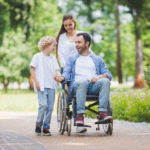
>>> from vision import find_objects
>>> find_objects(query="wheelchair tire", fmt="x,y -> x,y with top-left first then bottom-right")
102,121 -> 113,135
57,90 -> 67,135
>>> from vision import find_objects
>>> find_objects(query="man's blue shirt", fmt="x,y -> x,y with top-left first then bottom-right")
62,53 -> 112,95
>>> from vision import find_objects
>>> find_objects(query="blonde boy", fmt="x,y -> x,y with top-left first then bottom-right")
30,36 -> 60,136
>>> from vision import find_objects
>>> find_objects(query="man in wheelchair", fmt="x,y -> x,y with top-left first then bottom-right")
55,32 -> 113,127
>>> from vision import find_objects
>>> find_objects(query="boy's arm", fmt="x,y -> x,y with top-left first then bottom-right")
55,69 -> 61,76
30,66 -> 40,90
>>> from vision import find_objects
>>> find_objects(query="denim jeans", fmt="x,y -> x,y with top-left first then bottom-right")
72,78 -> 110,114
36,88 -> 55,129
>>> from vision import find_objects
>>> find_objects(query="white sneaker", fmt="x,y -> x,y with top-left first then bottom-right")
76,127 -> 87,133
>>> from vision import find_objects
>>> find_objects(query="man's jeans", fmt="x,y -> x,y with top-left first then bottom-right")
36,88 -> 55,129
72,78 -> 110,114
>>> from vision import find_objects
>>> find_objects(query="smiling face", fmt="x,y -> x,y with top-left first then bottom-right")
63,19 -> 75,33
43,43 -> 56,55
75,35 -> 89,54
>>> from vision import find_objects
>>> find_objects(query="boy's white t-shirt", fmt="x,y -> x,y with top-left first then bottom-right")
30,52 -> 59,92
75,55 -> 96,81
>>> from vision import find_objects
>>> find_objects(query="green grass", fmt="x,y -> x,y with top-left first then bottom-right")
0,89 -> 59,112
1,87 -> 150,122
0,91 -> 38,112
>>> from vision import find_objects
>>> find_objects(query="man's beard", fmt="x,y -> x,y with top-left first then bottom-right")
78,47 -> 86,54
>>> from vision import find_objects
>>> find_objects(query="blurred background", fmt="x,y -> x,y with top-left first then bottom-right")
0,0 -> 150,122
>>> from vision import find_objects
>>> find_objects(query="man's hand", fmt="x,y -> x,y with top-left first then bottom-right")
90,74 -> 108,84
90,76 -> 100,84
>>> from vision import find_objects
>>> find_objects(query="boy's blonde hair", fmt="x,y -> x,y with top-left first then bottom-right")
38,36 -> 56,51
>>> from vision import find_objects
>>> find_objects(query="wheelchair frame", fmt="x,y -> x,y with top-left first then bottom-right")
57,83 -> 113,136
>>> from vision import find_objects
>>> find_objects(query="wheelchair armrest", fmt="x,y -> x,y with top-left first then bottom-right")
66,80 -> 70,86
61,80 -> 70,85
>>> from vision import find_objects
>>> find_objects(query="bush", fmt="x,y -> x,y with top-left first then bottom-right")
144,71 -> 150,88
112,90 -> 150,122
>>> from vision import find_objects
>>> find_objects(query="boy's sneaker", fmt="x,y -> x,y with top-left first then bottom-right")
76,114 -> 84,125
35,125 -> 41,136
98,112 -> 113,121
43,128 -> 51,136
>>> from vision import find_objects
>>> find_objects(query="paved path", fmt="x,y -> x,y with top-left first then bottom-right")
0,131 -> 50,150
0,112 -> 150,150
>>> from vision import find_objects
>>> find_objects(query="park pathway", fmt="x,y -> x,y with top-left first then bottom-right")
0,112 -> 150,150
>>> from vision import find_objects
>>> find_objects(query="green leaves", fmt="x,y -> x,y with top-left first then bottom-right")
0,31 -> 32,84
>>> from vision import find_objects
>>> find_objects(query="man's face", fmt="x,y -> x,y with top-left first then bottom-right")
75,35 -> 87,54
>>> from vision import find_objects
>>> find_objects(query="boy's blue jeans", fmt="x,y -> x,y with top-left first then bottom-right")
36,88 -> 55,129
72,78 -> 110,114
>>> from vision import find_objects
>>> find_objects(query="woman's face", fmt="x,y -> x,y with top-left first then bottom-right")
63,19 -> 75,33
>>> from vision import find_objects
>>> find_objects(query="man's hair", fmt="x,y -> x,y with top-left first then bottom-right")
76,32 -> 91,47
38,36 -> 56,51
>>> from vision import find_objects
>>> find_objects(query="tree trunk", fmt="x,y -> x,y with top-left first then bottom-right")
133,14 -> 147,88
3,78 -> 9,93
116,0 -> 123,83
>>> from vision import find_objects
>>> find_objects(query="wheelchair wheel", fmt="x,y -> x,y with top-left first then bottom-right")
103,121 -> 113,135
103,97 -> 113,135
57,90 -> 67,135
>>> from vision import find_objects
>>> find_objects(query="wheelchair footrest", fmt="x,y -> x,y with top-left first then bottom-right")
76,124 -> 92,128
95,119 -> 112,124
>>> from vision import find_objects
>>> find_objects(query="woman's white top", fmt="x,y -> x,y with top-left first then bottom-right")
58,31 -> 80,67
30,52 -> 59,92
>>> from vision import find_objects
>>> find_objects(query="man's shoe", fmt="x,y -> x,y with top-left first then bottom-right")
76,127 -> 87,133
35,125 -> 41,136
98,112 -> 113,121
76,114 -> 84,125
43,128 -> 51,136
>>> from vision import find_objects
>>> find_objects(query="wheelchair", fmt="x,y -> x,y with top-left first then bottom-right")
57,81 -> 113,136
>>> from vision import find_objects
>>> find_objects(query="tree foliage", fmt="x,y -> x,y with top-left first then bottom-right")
0,0 -> 150,90
0,0 -> 62,91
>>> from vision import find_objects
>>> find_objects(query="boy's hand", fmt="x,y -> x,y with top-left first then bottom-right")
54,74 -> 64,82
35,81 -> 40,91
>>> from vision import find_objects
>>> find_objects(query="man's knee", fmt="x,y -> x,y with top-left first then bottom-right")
97,78 -> 110,86
74,80 -> 88,87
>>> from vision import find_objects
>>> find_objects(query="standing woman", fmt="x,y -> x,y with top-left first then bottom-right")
56,14 -> 79,69
56,14 -> 87,133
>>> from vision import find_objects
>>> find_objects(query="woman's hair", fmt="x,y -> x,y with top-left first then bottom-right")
56,14 -> 76,60
38,36 -> 56,51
